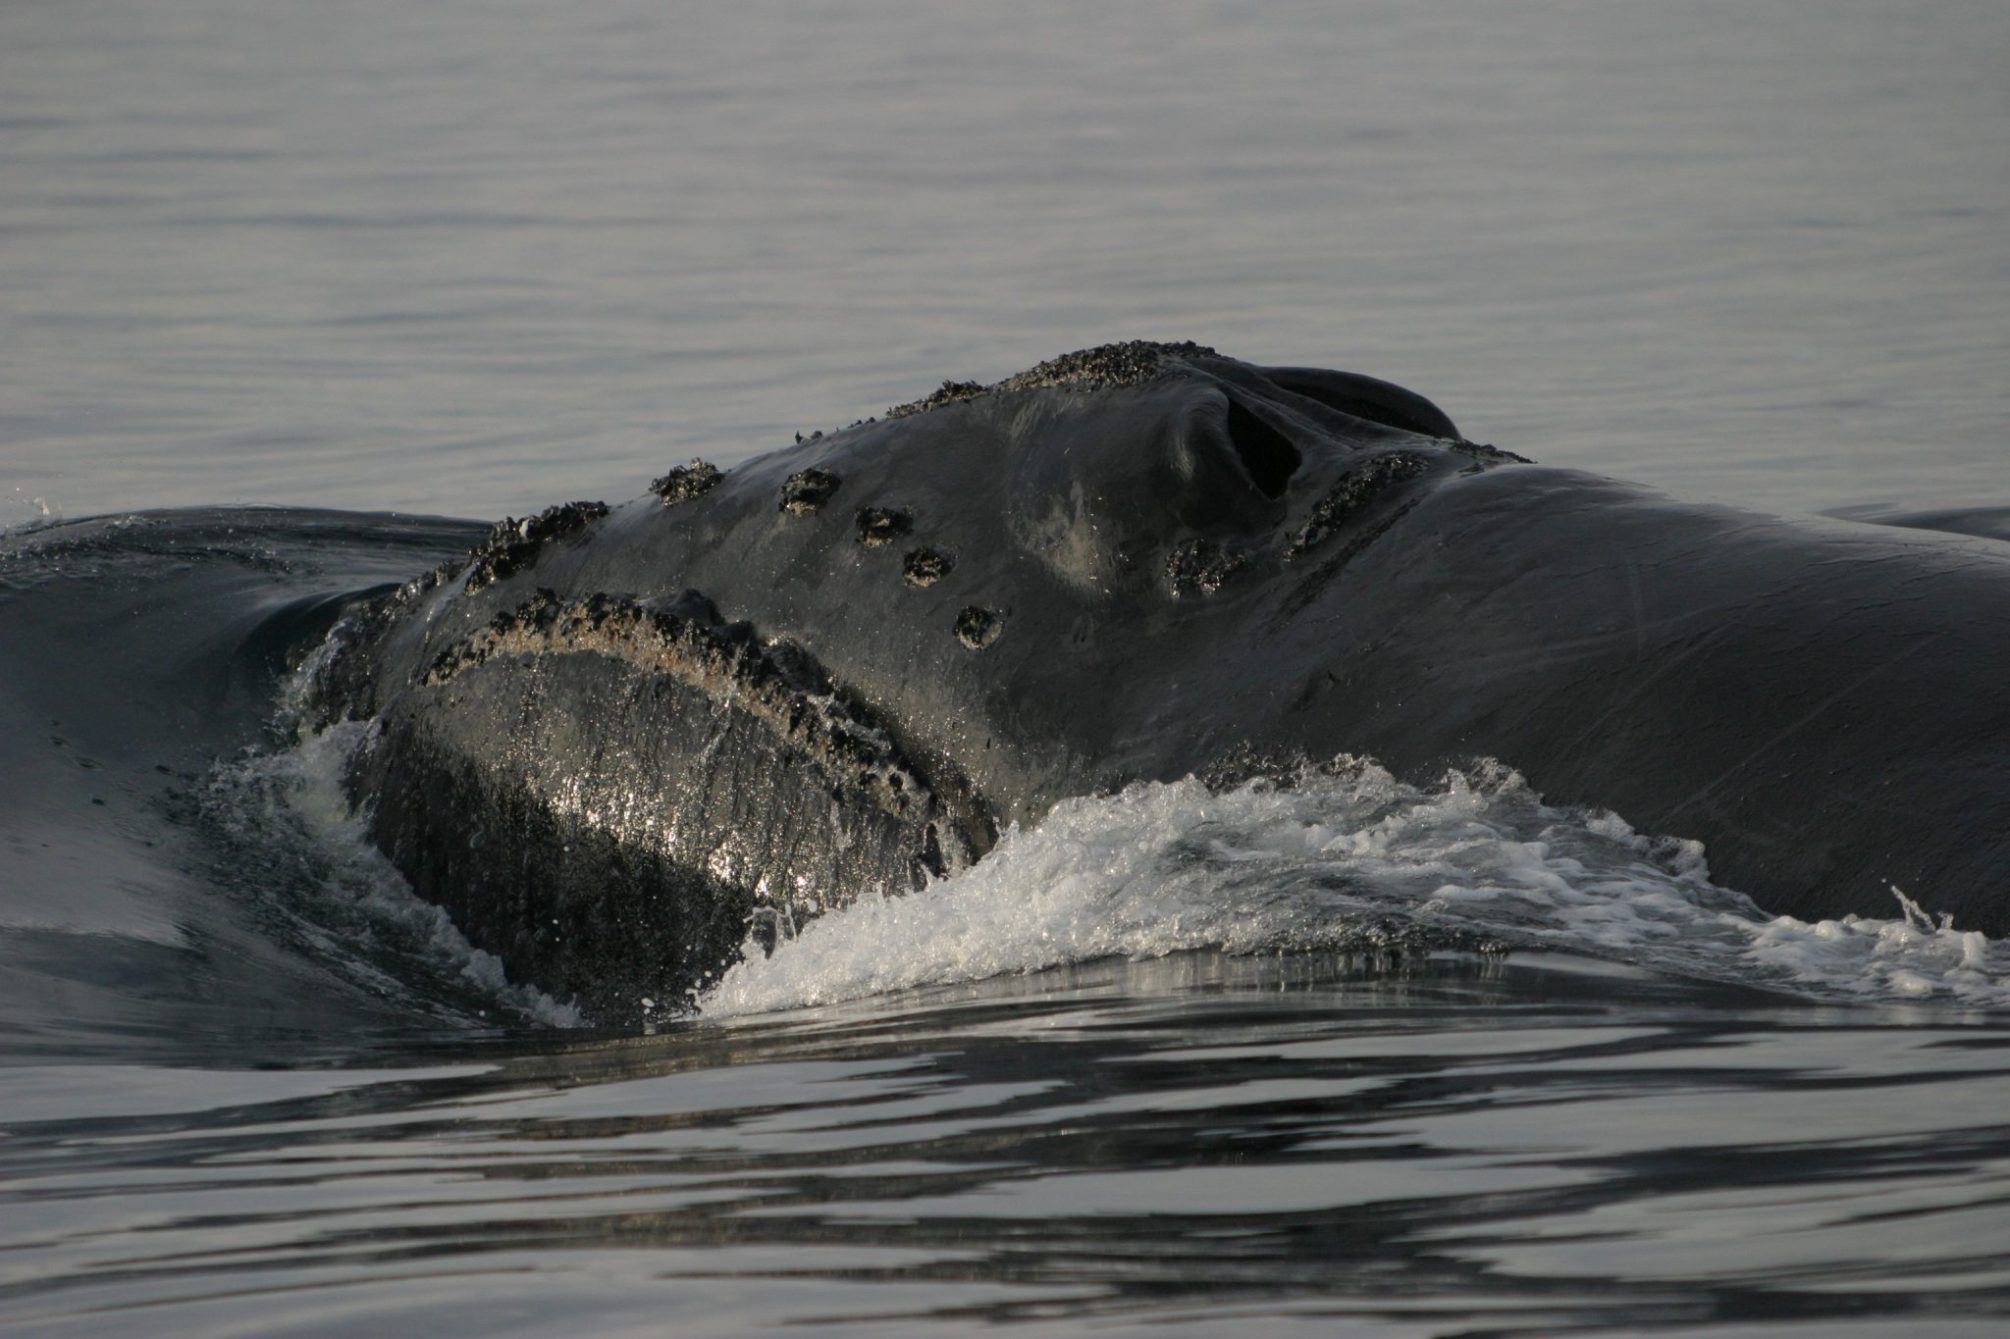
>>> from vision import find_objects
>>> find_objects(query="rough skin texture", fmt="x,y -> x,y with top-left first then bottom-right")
885,340 -> 1220,419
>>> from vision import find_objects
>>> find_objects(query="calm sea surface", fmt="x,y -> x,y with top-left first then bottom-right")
5,0 -> 2007,524
3,2 -> 2009,1335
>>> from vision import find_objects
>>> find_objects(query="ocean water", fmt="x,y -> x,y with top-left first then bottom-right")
3,2 -> 2010,1335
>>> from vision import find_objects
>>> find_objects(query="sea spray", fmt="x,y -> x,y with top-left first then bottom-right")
201,721 -> 584,1028
703,761 -> 2010,1017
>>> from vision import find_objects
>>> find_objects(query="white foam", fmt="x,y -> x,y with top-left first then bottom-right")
205,720 -> 585,1029
701,761 -> 2010,1018
0,488 -> 60,535
1743,888 -> 2004,1006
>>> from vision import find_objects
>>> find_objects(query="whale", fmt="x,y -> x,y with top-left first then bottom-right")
304,341 -> 2010,1018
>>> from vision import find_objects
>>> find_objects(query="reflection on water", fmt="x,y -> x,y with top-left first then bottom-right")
5,953 -> 2009,1335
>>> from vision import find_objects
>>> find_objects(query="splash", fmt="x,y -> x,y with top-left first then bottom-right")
1743,886 -> 2000,1002
202,721 -> 584,1028
1,488 -> 60,534
702,761 -> 2010,1017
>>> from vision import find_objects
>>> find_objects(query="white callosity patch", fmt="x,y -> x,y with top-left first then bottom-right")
702,760 -> 2010,1018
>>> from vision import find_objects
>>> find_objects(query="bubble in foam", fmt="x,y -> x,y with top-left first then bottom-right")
701,761 -> 2010,1018
203,718 -> 585,1029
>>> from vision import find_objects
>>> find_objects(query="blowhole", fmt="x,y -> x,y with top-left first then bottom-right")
1225,399 -> 1300,499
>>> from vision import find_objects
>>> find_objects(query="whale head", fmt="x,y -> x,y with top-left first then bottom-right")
315,343 -> 1507,1017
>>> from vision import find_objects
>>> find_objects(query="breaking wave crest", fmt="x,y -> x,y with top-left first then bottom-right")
201,721 -> 584,1029
702,760 -> 2010,1017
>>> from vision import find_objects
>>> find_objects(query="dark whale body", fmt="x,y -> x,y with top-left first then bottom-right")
311,343 -> 2010,1017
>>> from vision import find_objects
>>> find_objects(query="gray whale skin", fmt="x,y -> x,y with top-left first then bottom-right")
314,342 -> 2010,1017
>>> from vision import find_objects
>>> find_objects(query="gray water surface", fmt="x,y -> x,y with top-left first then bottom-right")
6,954 -> 2010,1337
4,0 -> 2006,522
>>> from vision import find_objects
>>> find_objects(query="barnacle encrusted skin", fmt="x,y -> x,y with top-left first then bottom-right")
422,589 -> 985,838
884,340 -> 1219,419
780,468 -> 842,515
461,500 -> 608,592
953,605 -> 1004,650
902,547 -> 954,587
650,459 -> 724,506
855,507 -> 913,548
1166,538 -> 1248,597
1284,453 -> 1436,561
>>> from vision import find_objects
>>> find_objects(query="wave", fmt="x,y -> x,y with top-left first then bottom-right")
702,760 -> 2010,1017
199,720 -> 584,1029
